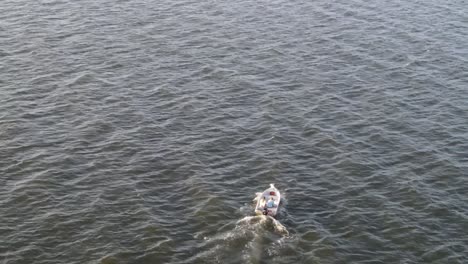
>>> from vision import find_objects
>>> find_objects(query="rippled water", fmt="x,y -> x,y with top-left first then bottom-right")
1,0 -> 468,263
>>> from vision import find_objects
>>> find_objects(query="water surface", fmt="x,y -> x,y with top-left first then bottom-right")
1,0 -> 467,263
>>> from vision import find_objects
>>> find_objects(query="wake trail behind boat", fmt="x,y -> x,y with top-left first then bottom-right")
237,215 -> 289,236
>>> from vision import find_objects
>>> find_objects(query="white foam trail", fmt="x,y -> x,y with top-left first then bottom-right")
236,215 -> 289,236
270,216 -> 289,236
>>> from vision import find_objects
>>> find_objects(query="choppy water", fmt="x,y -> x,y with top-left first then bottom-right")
1,0 -> 468,263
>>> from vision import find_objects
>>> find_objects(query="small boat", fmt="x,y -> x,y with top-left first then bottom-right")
255,184 -> 281,217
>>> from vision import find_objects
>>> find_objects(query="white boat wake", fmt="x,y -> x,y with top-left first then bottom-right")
236,215 -> 289,236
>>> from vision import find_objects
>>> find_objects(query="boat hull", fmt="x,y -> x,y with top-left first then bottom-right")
255,184 -> 281,217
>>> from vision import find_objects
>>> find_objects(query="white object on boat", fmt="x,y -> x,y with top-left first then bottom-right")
255,184 -> 281,217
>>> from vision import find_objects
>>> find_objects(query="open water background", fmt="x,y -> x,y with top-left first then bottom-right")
1,0 -> 467,263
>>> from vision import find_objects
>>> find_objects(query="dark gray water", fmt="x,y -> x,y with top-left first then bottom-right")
1,0 -> 468,263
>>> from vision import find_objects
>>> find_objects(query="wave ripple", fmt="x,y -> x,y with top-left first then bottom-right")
1,0 -> 467,263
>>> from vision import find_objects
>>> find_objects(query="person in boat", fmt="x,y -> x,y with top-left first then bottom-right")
266,197 -> 275,208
